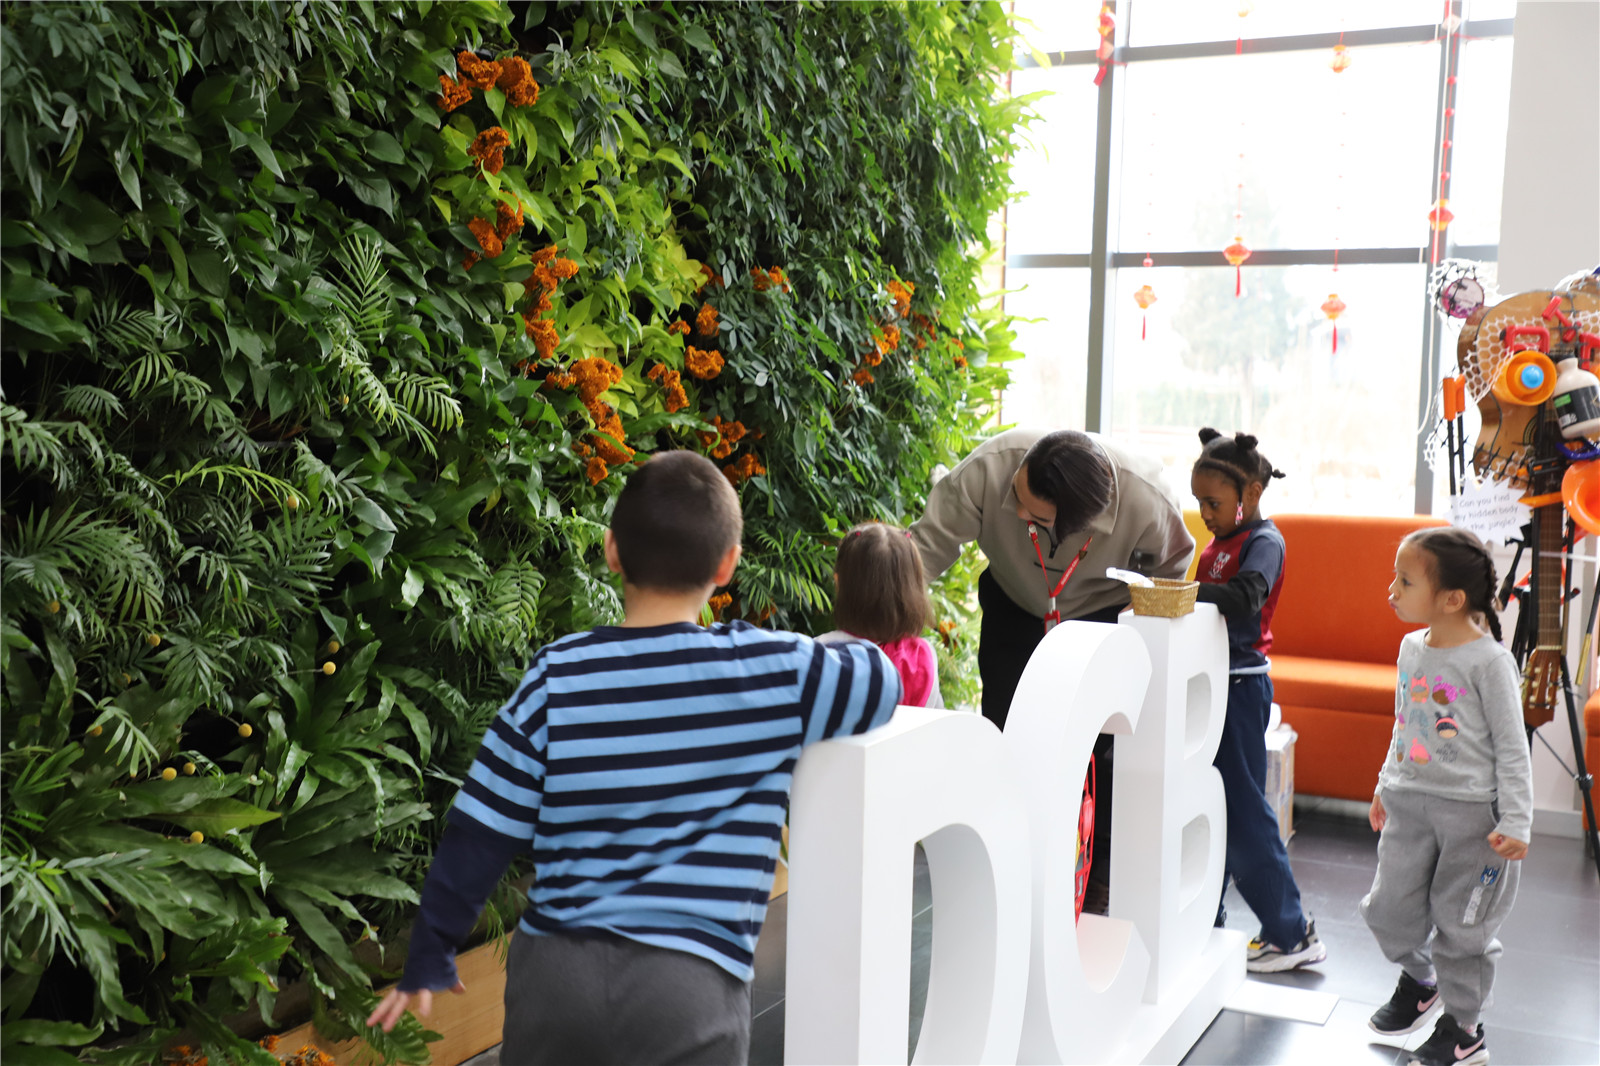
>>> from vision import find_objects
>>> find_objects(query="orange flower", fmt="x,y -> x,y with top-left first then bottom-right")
545,369 -> 577,389
468,217 -> 503,258
259,1036 -> 281,1053
437,73 -> 472,112
914,335 -> 927,350
550,257 -> 578,280
876,323 -> 901,355
954,354 -> 968,370
886,279 -> 912,318
586,455 -> 609,485
696,263 -> 723,293
695,303 -> 719,337
647,364 -> 689,413
462,251 -> 479,271
533,245 -> 558,265
529,318 -> 559,359
861,348 -> 883,368
751,267 -> 771,292
952,338 -> 964,349
723,452 -> 766,485
685,346 -> 723,380
457,50 -> 499,91
467,126 -> 511,175
769,266 -> 790,292
495,56 -> 540,107
667,320 -> 690,335
708,592 -> 733,614
852,367 -> 874,386
494,199 -> 525,241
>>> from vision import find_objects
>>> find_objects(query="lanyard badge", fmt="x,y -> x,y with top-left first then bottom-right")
1029,523 -> 1093,633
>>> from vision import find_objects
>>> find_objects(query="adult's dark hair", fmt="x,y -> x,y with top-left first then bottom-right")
833,522 -> 932,644
1192,428 -> 1287,494
1402,526 -> 1504,642
610,450 -> 742,591
1021,431 -> 1114,540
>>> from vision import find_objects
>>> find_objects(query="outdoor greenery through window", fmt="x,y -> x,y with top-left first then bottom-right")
1004,0 -> 1513,515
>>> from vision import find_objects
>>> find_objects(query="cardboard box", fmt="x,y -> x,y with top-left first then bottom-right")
1265,721 -> 1296,844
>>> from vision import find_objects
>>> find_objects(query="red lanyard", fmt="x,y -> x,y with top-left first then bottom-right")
1029,523 -> 1093,632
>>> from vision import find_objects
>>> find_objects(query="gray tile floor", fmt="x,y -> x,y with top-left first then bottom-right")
465,798 -> 1599,1065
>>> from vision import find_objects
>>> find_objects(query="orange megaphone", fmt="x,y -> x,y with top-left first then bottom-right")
1563,459 -> 1600,536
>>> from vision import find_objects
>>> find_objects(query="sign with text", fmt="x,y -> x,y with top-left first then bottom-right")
1449,477 -> 1531,544
785,609 -> 1244,1065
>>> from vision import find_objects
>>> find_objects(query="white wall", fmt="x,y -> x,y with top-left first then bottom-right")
1496,0 -> 1600,293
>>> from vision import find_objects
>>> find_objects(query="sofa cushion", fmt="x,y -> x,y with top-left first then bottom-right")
1274,704 -> 1390,802
1271,654 -> 1398,717
1268,513 -> 1446,666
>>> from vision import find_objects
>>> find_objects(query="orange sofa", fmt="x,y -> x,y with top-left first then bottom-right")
1265,513 -> 1448,801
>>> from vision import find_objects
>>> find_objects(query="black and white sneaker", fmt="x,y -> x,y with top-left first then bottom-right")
1245,916 -> 1327,972
1369,972 -> 1442,1036
1406,1013 -> 1488,1066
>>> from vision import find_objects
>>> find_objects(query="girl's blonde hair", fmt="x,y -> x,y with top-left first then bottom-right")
833,522 -> 931,644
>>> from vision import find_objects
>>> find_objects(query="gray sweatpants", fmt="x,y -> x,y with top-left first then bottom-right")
1360,787 -> 1521,1030
500,929 -> 751,1065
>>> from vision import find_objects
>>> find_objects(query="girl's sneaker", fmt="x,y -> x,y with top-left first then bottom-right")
1369,972 -> 1442,1035
1406,1014 -> 1488,1066
1245,917 -> 1327,972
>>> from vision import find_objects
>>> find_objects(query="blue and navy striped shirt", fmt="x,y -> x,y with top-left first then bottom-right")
430,621 -> 900,983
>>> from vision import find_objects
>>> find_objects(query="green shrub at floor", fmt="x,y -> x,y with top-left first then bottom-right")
0,1 -> 1028,1061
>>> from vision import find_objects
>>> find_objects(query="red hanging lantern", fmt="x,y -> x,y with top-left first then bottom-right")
1321,293 -> 1347,353
1134,284 -> 1157,340
1223,236 -> 1251,297
1428,198 -> 1453,231
1094,4 -> 1115,85
1330,43 -> 1351,73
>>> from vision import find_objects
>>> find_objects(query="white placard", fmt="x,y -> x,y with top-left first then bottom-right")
1448,477 -> 1530,544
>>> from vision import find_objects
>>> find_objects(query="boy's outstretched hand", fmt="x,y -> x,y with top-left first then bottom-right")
366,980 -> 467,1033
1487,832 -> 1528,861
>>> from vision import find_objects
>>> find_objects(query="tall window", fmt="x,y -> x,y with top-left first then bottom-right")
1003,0 -> 1514,515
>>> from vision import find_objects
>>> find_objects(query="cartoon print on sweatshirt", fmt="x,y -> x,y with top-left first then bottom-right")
1408,736 -> 1431,764
1409,671 -> 1431,703
1431,677 -> 1462,705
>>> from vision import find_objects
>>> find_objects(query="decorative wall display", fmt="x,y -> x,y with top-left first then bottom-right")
0,2 -> 1028,1061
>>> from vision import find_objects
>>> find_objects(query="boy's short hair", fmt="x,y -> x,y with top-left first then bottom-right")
611,451 -> 742,591
833,522 -> 932,644
1021,430 -> 1113,540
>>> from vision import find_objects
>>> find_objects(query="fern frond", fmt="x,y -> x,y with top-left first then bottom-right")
329,235 -> 391,348
84,702 -> 163,778
87,300 -> 164,357
392,372 -> 463,432
162,462 -> 294,507
56,385 -> 126,424
117,348 -> 178,398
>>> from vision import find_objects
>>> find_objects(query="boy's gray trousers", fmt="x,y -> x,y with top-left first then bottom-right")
500,928 -> 751,1065
1360,787 -> 1521,1030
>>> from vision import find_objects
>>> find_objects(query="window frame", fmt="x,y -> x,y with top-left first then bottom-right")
1006,2 -> 1514,514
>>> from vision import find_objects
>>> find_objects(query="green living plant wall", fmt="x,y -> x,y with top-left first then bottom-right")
0,0 -> 1032,1062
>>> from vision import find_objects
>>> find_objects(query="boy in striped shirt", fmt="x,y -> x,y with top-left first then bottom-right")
368,451 -> 903,1063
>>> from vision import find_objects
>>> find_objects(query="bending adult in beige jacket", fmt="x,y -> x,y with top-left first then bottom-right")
910,428 -> 1193,727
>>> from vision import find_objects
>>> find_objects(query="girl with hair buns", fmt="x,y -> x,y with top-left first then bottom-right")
1361,526 -> 1532,1066
1190,428 -> 1326,973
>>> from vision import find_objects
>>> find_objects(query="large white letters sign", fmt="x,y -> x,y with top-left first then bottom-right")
785,606 -> 1245,1065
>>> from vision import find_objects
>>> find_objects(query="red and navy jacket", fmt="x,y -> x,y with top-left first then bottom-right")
1194,518 -> 1285,673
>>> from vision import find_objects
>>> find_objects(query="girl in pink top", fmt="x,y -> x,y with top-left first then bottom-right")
818,522 -> 943,708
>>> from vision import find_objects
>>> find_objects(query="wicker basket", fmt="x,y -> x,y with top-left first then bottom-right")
1127,578 -> 1200,618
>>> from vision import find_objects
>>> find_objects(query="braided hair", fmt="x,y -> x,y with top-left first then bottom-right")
1192,428 -> 1287,495
1402,526 -> 1505,642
